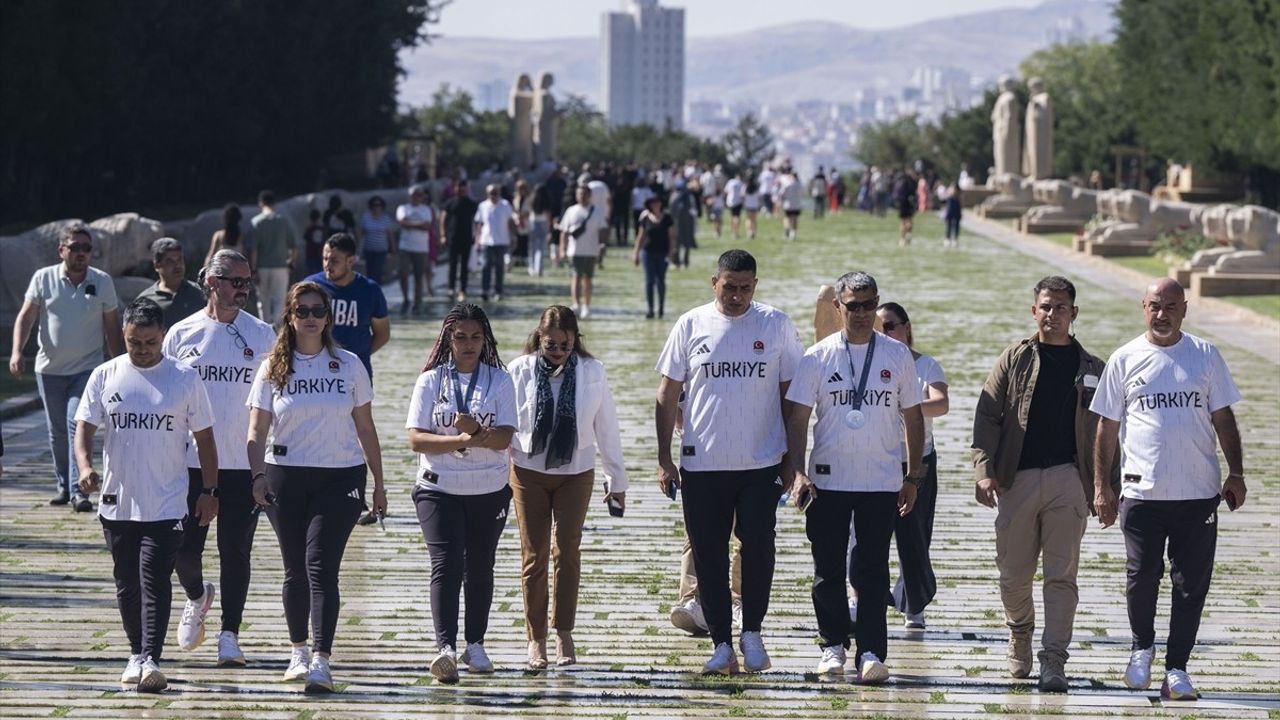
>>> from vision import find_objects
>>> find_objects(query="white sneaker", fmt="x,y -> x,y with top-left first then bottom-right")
858,651 -> 889,684
670,598 -> 708,635
304,654 -> 334,694
120,654 -> 143,686
283,646 -> 311,682
177,582 -> 216,651
461,642 -> 495,673
1123,646 -> 1156,689
702,642 -> 739,675
738,631 -> 771,672
580,305 -> 591,319
1161,669 -> 1200,701
816,645 -> 846,675
431,646 -> 459,684
217,631 -> 246,667
137,657 -> 167,693
904,611 -> 926,630
732,602 -> 744,629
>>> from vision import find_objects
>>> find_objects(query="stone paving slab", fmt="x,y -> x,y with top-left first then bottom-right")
2,211 -> 1278,719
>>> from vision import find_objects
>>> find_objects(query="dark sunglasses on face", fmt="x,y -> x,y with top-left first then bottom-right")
842,297 -> 879,313
63,242 -> 92,253
294,304 -> 328,319
882,320 -> 904,332
541,342 -> 572,353
216,275 -> 252,289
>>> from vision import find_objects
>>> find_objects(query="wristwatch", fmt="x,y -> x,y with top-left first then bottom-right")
903,474 -> 923,487
201,487 -> 220,498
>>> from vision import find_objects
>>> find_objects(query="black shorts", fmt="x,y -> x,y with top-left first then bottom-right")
729,205 -> 744,217
785,209 -> 801,218
571,255 -> 597,278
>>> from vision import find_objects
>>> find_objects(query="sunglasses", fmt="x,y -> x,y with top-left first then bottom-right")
294,304 -> 328,319
882,320 -> 904,332
216,275 -> 252,290
63,242 -> 92,253
841,297 -> 879,313
541,342 -> 572,353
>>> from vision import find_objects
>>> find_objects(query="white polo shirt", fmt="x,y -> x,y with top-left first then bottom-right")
787,331 -> 922,492
656,301 -> 803,472
164,309 -> 276,470
406,363 -> 516,495
396,203 -> 435,253
1090,332 -> 1241,501
24,264 -> 119,375
247,348 -> 373,468
560,203 -> 605,257
76,355 -> 214,522
474,198 -> 515,247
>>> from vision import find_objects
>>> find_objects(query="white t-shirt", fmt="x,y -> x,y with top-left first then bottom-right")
778,175 -> 804,210
396,203 -> 435,253
164,310 -> 277,469
656,301 -> 803,471
560,203 -> 605,257
587,180 -> 611,222
724,178 -> 745,207
405,363 -> 516,495
786,332 -> 922,492
904,354 -> 946,458
247,348 -> 373,468
700,170 -> 719,197
1090,332 -> 1241,501
474,198 -> 515,247
75,356 -> 214,522
759,169 -> 777,195
743,191 -> 761,211
508,354 -> 628,492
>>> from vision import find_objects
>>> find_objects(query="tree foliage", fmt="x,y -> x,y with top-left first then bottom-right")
1115,0 -> 1279,205
851,116 -> 929,173
0,0 -> 441,225
404,85 -> 508,176
722,113 -> 776,172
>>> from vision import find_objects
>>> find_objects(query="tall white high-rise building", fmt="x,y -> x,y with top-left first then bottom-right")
601,0 -> 685,129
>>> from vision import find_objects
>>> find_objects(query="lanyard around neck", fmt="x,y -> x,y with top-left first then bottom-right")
842,332 -> 877,411
449,364 -> 482,413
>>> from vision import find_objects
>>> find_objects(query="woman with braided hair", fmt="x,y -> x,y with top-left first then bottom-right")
405,303 -> 516,684
508,305 -> 628,669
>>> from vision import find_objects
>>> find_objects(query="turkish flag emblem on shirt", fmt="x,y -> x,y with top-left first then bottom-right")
880,368 -> 892,383
752,340 -> 765,355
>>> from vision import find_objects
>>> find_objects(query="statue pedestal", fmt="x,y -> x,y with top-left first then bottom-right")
1193,272 -> 1280,297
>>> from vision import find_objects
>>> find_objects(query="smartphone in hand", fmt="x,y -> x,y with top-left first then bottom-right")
797,486 -> 816,514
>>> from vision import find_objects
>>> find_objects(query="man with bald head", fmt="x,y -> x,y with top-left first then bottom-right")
1091,278 -> 1246,702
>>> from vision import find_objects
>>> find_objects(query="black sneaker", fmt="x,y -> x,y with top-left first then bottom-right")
72,494 -> 94,512
50,489 -> 71,506
356,510 -> 378,526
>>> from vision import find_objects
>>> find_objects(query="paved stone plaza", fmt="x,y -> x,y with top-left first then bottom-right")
2,212 -> 1277,718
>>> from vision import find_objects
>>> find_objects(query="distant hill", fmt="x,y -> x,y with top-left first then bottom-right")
398,0 -> 1115,109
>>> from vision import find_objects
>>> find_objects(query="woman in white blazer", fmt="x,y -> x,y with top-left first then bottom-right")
508,305 -> 628,670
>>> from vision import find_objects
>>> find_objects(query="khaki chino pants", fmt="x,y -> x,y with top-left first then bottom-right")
510,466 -> 595,641
995,463 -> 1088,662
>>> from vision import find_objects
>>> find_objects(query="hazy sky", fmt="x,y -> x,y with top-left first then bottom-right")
433,0 -> 1050,38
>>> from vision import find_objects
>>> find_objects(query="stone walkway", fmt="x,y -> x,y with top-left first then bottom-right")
2,211 -> 1277,719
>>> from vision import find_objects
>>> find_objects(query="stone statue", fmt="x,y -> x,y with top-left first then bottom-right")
1022,180 -> 1097,232
1023,77 -> 1053,180
1090,191 -> 1196,246
991,76 -> 1022,177
508,73 -> 534,170
1182,205 -> 1280,275
532,72 -> 558,167
977,172 -> 1035,218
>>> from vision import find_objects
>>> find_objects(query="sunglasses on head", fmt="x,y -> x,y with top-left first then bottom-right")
841,297 -> 879,313
216,275 -> 252,289
294,304 -> 328,319
63,242 -> 92,253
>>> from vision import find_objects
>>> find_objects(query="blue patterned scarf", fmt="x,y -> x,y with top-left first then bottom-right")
530,353 -> 578,469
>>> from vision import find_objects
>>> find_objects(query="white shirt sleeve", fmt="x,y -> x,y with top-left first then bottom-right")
493,371 -> 517,429
187,373 -> 215,433
24,271 -> 43,305
784,351 -> 821,408
897,350 -> 924,409
247,363 -> 274,413
779,316 -> 804,383
406,371 -> 436,431
1089,354 -> 1125,421
1205,345 -> 1242,412
396,205 -> 409,223
97,274 -> 119,310
75,366 -> 106,425
654,316 -> 689,381
592,363 -> 629,493
351,357 -> 373,407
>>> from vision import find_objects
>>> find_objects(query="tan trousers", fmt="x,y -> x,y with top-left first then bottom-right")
510,466 -> 595,641
995,463 -> 1089,662
678,534 -> 743,605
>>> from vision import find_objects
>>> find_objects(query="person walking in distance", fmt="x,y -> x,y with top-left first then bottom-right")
246,282 -> 387,693
245,190 -> 298,325
971,275 -> 1117,693
305,233 -> 391,386
406,303 -> 516,683
559,184 -> 607,318
633,195 -> 677,319
1090,278 -> 1247,701
137,237 -> 205,328
396,185 -> 437,316
10,225 -> 124,510
776,167 -> 804,241
654,249 -> 804,675
75,298 -> 218,692
508,306 -> 628,669
784,272 -> 924,683
441,180 -> 479,301
473,184 -> 517,303
164,250 -> 276,666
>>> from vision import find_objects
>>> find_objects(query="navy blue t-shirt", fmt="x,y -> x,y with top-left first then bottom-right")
305,272 -> 388,380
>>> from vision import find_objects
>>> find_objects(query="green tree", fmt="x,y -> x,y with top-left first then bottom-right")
924,89 -> 1000,185
722,113 -> 775,172
406,85 -> 507,176
1019,41 -> 1137,184
851,116 -> 928,172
